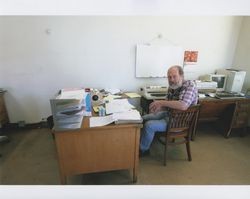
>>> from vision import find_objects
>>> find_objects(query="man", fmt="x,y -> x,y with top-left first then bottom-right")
140,65 -> 198,156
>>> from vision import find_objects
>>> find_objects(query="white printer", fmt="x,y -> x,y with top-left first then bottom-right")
140,86 -> 167,100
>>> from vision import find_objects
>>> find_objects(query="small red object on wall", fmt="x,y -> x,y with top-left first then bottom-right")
184,51 -> 198,64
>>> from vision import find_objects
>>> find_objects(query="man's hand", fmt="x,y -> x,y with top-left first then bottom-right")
149,100 -> 166,113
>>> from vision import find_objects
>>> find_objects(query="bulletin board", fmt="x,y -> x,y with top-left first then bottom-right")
135,44 -> 184,78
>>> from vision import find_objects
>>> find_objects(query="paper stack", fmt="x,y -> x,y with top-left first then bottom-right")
89,110 -> 142,127
105,99 -> 135,114
50,88 -> 91,131
89,99 -> 142,127
113,109 -> 143,124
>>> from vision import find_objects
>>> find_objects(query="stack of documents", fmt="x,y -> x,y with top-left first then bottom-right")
89,98 -> 142,127
50,88 -> 89,131
89,110 -> 142,127
112,110 -> 143,124
105,99 -> 135,114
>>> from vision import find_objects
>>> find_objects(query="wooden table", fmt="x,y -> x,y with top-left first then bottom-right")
197,97 -> 250,138
53,117 -> 142,184
140,96 -> 250,139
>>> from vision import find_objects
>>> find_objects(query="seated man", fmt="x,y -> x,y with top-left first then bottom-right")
140,65 -> 198,156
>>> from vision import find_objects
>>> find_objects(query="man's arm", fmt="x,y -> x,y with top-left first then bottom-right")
149,100 -> 188,113
149,81 -> 197,113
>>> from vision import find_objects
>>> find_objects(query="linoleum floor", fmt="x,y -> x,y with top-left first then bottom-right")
1,124 -> 250,185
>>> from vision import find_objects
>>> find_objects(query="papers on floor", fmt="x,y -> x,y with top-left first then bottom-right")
105,99 -> 135,114
89,110 -> 142,127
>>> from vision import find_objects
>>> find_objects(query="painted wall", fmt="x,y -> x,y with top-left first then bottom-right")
0,16 -> 243,123
233,16 -> 250,92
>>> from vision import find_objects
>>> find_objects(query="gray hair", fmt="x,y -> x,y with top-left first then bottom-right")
169,65 -> 184,76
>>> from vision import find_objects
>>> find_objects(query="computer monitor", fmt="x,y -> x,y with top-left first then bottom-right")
199,74 -> 227,92
211,74 -> 227,92
216,69 -> 246,93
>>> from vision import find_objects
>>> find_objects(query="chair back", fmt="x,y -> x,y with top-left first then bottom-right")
156,105 -> 200,165
167,105 -> 200,137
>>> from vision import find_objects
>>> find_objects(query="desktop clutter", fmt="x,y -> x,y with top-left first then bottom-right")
196,68 -> 246,99
50,88 -> 142,131
49,68 -> 247,130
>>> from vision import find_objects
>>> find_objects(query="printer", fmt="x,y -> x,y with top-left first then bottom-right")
140,86 -> 167,100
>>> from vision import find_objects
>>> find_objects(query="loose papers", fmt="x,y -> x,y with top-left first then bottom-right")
105,99 -> 135,114
89,110 -> 142,127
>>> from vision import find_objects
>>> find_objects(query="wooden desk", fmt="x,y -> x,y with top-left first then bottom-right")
140,96 -> 250,139
53,117 -> 142,184
197,97 -> 250,138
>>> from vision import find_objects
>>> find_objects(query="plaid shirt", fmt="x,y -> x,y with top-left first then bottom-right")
167,80 -> 198,107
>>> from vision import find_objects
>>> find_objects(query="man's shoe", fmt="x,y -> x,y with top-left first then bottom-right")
139,149 -> 150,157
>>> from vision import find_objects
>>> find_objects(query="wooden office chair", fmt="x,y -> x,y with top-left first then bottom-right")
156,105 -> 200,166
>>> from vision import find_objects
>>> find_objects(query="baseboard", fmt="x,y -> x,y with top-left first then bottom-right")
1,121 -> 49,131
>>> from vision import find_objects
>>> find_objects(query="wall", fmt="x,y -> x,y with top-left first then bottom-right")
0,16 -> 243,123
233,16 -> 250,92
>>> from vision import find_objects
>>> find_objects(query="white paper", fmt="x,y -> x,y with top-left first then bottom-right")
103,94 -> 122,102
57,89 -> 85,99
89,115 -> 115,127
89,109 -> 142,127
105,88 -> 121,94
124,92 -> 141,98
112,110 -> 142,121
105,99 -> 135,114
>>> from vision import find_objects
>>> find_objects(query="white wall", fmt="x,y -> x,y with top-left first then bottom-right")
233,16 -> 250,92
0,16 -> 243,123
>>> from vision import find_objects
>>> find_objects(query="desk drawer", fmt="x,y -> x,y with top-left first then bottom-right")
237,102 -> 250,111
232,112 -> 248,127
199,100 -> 235,119
232,100 -> 250,128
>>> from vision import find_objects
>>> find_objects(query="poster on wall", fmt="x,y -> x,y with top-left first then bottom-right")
184,51 -> 198,65
135,44 -> 184,78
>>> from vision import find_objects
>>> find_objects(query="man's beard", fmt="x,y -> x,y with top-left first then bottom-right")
169,81 -> 182,90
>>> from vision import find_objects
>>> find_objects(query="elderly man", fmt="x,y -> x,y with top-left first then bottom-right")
140,65 -> 198,156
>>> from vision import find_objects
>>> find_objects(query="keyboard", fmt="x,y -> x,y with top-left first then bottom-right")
215,92 -> 245,99
150,93 -> 166,97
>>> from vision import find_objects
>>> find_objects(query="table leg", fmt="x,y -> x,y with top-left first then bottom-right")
60,174 -> 67,185
132,168 -> 138,183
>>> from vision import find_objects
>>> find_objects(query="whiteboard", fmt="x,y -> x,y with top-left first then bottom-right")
136,44 -> 184,78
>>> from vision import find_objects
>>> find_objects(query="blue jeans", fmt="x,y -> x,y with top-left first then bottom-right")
140,111 -> 169,152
